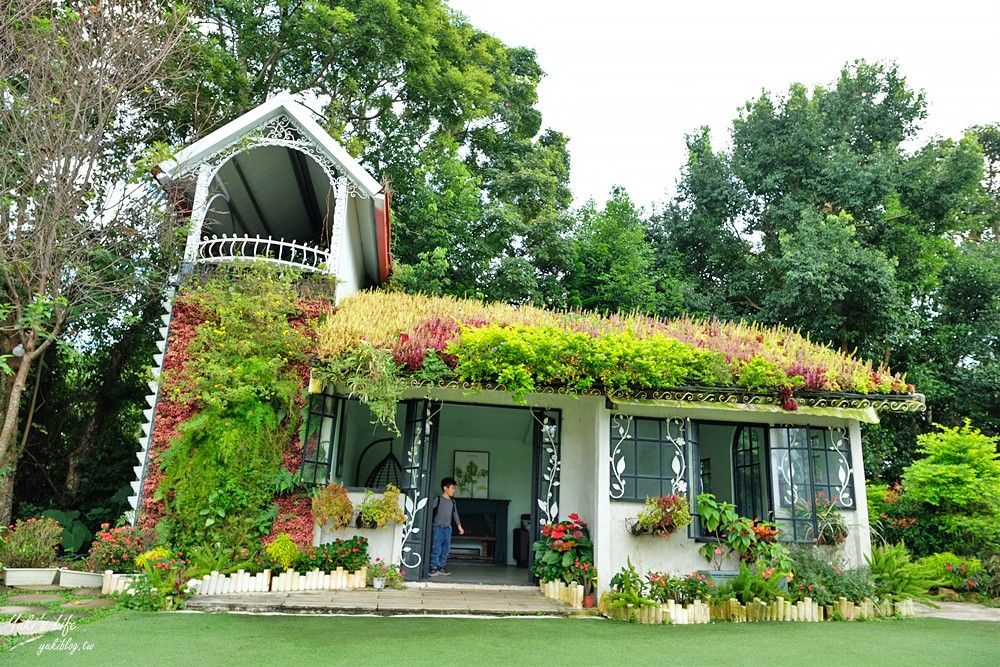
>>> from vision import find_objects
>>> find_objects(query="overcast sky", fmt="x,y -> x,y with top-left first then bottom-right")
450,0 -> 1000,209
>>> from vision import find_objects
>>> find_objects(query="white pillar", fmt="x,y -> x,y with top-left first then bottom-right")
328,175 -> 349,281
182,164 -> 215,266
848,419 -> 872,568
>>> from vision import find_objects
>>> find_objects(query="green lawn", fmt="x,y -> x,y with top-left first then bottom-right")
4,613 -> 997,666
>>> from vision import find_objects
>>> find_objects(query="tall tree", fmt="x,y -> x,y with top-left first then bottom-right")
662,61 -> 998,478
0,0 -> 189,523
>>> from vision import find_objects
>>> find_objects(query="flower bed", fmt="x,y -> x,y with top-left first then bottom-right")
598,594 -> 711,625
101,566 -> 371,595
596,594 -> 916,625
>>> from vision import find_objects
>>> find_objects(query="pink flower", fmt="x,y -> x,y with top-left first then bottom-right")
714,547 -> 723,555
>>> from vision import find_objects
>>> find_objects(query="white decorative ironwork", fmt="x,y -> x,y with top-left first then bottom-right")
199,114 -> 370,200
665,418 -> 688,495
196,234 -> 332,273
609,414 -> 632,499
534,412 -> 560,525
828,426 -> 854,508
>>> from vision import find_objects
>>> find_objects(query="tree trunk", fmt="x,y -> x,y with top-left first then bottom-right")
0,458 -> 16,526
65,334 -> 132,497
0,335 -> 51,525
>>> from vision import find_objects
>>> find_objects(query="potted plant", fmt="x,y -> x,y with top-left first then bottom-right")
1,516 -> 63,585
355,484 -> 406,529
627,495 -> 692,536
813,492 -> 849,545
311,482 -> 354,530
565,559 -> 597,607
368,558 -> 405,589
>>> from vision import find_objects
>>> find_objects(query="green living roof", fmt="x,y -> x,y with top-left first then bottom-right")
313,291 -> 925,418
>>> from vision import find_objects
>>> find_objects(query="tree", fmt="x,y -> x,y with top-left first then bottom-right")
0,0 -> 189,523
663,61 -> 998,478
569,187 -> 679,316
177,1 -> 575,304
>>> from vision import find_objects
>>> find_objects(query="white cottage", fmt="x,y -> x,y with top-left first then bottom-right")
135,98 -> 925,598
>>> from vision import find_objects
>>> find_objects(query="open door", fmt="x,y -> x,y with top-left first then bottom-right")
399,399 -> 440,580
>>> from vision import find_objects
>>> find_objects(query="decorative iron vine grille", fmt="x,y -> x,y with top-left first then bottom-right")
609,415 -> 689,501
770,425 -> 855,543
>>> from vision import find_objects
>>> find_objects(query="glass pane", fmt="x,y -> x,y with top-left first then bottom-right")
637,441 -> 660,476
637,478 -> 661,499
636,418 -> 660,440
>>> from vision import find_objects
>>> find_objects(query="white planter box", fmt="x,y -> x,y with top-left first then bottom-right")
58,568 -> 105,588
2,567 -> 59,586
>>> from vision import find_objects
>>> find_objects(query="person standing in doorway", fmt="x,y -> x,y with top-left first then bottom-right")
429,477 -> 464,576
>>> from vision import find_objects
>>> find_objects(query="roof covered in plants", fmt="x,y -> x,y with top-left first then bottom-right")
313,291 -> 925,419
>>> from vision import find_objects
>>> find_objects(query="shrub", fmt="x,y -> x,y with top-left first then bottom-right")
719,562 -> 786,604
866,542 -> 936,601
0,517 -> 63,568
916,552 -> 984,593
788,545 -> 874,606
88,523 -> 153,573
264,533 -> 300,571
295,536 -> 369,573
647,571 -> 716,604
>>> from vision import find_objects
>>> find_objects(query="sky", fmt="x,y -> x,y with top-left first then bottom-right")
449,0 -> 1000,210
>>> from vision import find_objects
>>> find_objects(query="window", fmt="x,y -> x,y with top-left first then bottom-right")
609,415 -> 689,501
733,426 -> 767,521
770,426 -> 855,543
299,393 -> 343,486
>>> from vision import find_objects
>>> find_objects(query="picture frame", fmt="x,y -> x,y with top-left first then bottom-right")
453,450 -> 489,498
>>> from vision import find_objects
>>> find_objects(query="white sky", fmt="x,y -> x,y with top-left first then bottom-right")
450,0 -> 1000,209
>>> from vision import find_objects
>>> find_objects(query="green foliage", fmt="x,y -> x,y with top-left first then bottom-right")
356,485 -> 405,529
697,493 -> 754,568
185,543 -> 254,578
450,324 -> 731,402
265,533 -> 300,571
88,522 -> 152,574
313,341 -> 405,428
160,267 -> 316,552
719,562 -> 786,604
788,546 -> 874,606
874,421 -> 1000,557
39,509 -> 91,554
606,558 -> 658,613
0,517 -> 63,568
865,542 -> 936,601
916,552 -> 983,593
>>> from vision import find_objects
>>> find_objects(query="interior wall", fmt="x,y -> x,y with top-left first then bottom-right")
698,423 -> 736,503
341,401 -> 405,489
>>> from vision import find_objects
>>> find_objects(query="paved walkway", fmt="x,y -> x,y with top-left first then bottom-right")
185,584 -> 573,616
914,600 -> 1000,622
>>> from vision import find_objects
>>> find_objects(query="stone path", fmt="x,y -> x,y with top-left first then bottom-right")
186,585 -> 572,616
914,601 -> 1000,622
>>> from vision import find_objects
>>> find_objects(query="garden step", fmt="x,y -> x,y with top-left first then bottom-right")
0,605 -> 50,615
5,594 -> 65,605
59,598 -> 116,610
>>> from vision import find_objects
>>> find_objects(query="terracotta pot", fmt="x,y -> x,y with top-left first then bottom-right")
583,594 -> 596,608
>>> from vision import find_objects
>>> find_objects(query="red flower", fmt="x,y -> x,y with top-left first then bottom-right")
568,513 -> 579,521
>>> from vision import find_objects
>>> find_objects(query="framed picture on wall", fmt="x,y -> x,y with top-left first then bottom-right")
454,450 -> 489,498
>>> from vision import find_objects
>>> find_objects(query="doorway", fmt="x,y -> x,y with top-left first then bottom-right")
399,401 -> 560,585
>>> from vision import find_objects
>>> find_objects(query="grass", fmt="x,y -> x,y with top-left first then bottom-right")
3,613 -> 998,666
